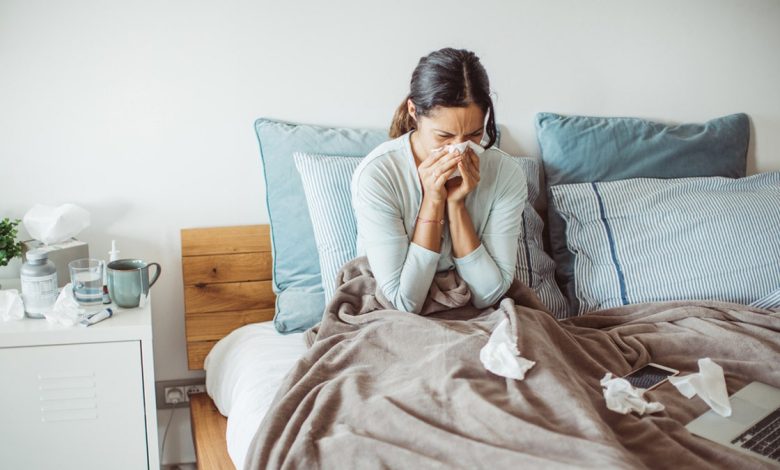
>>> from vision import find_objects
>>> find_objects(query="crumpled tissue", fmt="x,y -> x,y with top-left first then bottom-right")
433,141 -> 486,180
480,318 -> 535,380
45,283 -> 86,326
0,289 -> 25,321
600,373 -> 666,415
443,141 -> 485,156
669,358 -> 731,417
23,203 -> 90,245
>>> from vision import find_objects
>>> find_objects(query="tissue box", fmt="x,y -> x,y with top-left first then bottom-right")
22,239 -> 90,288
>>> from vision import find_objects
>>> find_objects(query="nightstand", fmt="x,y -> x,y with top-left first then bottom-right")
0,299 -> 159,469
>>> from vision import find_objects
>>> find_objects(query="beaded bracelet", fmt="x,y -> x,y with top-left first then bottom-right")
417,216 -> 444,225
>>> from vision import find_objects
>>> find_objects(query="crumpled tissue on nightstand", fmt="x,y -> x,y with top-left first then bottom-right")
0,289 -> 25,321
45,283 -> 86,326
480,317 -> 535,380
669,358 -> 732,417
601,373 -> 666,415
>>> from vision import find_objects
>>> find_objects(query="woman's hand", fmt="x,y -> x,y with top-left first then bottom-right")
417,148 -> 462,203
446,149 -> 480,204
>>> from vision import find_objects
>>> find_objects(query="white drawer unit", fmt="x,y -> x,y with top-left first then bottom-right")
0,301 -> 159,469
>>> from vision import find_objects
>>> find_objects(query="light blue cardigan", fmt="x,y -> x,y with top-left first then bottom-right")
351,132 -> 527,313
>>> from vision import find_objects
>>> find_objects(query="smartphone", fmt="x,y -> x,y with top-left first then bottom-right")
622,363 -> 679,391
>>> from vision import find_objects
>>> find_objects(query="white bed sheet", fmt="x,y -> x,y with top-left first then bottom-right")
204,321 -> 306,469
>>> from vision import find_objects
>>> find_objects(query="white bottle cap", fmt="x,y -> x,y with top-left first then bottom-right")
26,249 -> 49,262
109,240 -> 120,262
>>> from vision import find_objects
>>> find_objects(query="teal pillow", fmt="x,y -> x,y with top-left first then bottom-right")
255,118 -> 387,333
536,112 -> 749,315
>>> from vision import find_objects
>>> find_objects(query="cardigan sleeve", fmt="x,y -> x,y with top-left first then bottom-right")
453,159 -> 526,308
353,165 -> 440,314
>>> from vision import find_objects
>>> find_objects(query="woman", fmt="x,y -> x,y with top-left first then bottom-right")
351,47 -> 527,314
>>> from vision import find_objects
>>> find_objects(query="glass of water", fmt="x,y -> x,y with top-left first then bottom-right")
69,259 -> 104,307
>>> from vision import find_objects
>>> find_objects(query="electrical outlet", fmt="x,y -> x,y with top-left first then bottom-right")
164,386 -> 187,405
155,379 -> 206,409
184,384 -> 206,396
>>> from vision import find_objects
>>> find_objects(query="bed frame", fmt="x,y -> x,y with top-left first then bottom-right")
181,224 -> 275,470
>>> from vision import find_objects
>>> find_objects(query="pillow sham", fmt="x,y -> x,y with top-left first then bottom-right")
509,157 -> 568,317
750,289 -> 780,312
295,151 -> 568,317
293,153 -> 362,304
255,118 -> 387,333
536,112 -> 750,315
550,173 -> 780,313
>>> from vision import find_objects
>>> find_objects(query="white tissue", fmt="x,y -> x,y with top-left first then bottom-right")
433,141 -> 486,180
600,373 -> 666,415
444,141 -> 485,156
45,283 -> 86,326
669,358 -> 732,417
23,203 -> 90,245
480,318 -> 535,380
0,289 -> 25,321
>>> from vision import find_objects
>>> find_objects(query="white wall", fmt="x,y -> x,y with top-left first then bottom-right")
1,0 -> 779,462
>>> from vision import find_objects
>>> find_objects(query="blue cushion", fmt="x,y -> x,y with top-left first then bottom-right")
294,150 -> 568,317
550,173 -> 780,313
293,153 -> 362,305
255,118 -> 386,333
536,112 -> 750,315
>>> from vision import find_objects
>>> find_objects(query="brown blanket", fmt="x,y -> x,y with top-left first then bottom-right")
246,257 -> 780,469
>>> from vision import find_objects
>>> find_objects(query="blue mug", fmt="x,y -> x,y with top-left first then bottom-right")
107,259 -> 161,308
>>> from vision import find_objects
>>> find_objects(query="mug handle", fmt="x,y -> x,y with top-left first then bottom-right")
148,262 -> 162,288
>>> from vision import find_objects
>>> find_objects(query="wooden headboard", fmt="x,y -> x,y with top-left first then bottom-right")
181,225 -> 275,369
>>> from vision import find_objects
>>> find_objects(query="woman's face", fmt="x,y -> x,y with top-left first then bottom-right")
408,101 -> 485,157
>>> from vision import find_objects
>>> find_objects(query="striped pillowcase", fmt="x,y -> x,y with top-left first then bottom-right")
293,153 -> 361,304
510,158 -> 569,317
750,289 -> 780,311
294,152 -> 568,315
551,173 -> 780,313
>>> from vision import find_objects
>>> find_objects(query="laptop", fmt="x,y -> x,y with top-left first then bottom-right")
686,381 -> 780,466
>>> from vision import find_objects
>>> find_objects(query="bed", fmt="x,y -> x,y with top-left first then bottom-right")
182,225 -> 296,469
184,114 -> 780,469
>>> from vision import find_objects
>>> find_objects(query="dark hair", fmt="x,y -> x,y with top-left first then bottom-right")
390,48 -> 497,148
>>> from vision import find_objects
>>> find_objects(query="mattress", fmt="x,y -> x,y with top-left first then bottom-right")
204,321 -> 306,469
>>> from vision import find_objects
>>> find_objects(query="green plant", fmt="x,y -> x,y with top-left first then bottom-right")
0,218 -> 23,267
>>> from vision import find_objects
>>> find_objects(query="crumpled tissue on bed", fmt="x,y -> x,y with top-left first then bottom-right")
0,289 -> 25,321
480,317 -> 535,380
669,357 -> 732,417
600,373 -> 666,415
433,141 -> 486,180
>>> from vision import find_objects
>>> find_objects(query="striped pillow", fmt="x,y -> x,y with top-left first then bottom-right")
293,153 -> 361,304
511,158 -> 568,317
295,152 -> 568,315
551,173 -> 780,313
750,289 -> 780,312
